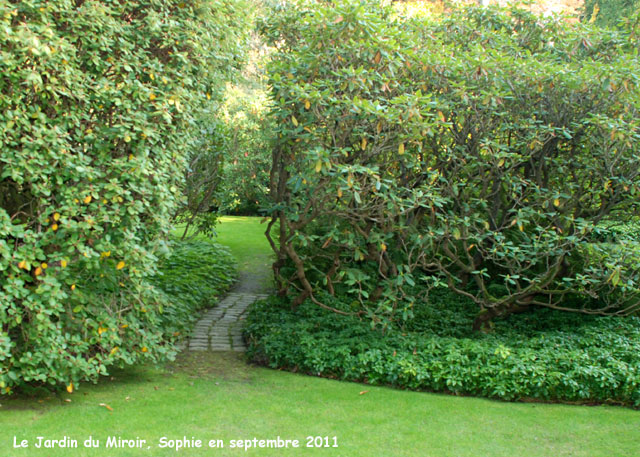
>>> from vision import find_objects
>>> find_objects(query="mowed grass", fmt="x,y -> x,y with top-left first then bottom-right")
1,216 -> 639,457
174,216 -> 274,290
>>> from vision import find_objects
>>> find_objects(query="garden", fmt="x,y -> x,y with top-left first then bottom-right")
1,0 -> 640,456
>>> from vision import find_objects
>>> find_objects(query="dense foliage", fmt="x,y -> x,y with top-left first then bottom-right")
581,0 -> 640,28
152,238 -> 236,342
0,0 -> 247,393
263,1 -> 640,330
245,292 -> 640,406
217,81 -> 273,215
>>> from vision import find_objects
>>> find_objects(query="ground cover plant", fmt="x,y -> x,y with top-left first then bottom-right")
263,0 -> 640,332
0,0 -> 249,394
152,238 -> 236,343
245,290 -> 640,406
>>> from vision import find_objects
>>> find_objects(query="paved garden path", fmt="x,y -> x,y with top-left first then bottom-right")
188,268 -> 272,352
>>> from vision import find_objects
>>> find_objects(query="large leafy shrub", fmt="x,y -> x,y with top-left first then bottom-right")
245,292 -> 640,406
263,1 -> 640,329
0,0 -> 247,393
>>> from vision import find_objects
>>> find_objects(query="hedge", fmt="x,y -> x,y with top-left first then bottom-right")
0,0 -> 247,393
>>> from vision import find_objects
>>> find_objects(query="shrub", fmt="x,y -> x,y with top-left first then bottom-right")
245,292 -> 640,406
0,0 -> 248,393
262,0 -> 640,329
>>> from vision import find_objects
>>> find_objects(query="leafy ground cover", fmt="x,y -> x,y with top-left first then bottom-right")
152,238 -> 236,341
1,217 -> 639,457
245,291 -> 640,406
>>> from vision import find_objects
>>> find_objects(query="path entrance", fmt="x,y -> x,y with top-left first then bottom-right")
187,254 -> 273,351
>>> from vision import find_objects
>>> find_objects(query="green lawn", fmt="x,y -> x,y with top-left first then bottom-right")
1,216 -> 639,457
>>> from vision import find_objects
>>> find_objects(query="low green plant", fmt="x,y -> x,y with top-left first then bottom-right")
245,290 -> 640,406
151,238 -> 236,340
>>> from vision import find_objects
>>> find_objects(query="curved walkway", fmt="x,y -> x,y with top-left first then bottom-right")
188,263 -> 272,352
188,292 -> 269,351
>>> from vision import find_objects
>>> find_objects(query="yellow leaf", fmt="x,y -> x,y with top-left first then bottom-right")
553,198 -> 560,207
398,143 -> 405,155
35,267 -> 42,276
116,261 -> 125,270
71,284 -> 76,290
121,324 -> 128,329
99,403 -> 114,412
83,195 -> 92,204
41,262 -> 48,269
376,121 -> 383,133
206,92 -> 211,100
110,347 -> 119,356
497,159 -> 505,167
51,224 -> 58,231
437,111 -> 446,122
101,251 -> 111,258
124,135 -> 131,143
381,243 -> 387,252
315,160 -> 322,173
304,100 -> 310,110
361,138 -> 367,150
53,212 -> 60,221
373,50 -> 381,65
149,72 -> 154,80
66,383 -> 73,394
61,260 -> 67,268
149,93 -> 156,101
291,115 -> 299,127
18,260 -> 27,269
141,347 -> 148,353
337,188 -> 343,198
589,3 -> 599,23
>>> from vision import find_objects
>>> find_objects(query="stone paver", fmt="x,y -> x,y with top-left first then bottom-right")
187,293 -> 269,352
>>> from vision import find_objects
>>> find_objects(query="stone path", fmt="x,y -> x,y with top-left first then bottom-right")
188,292 -> 269,352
